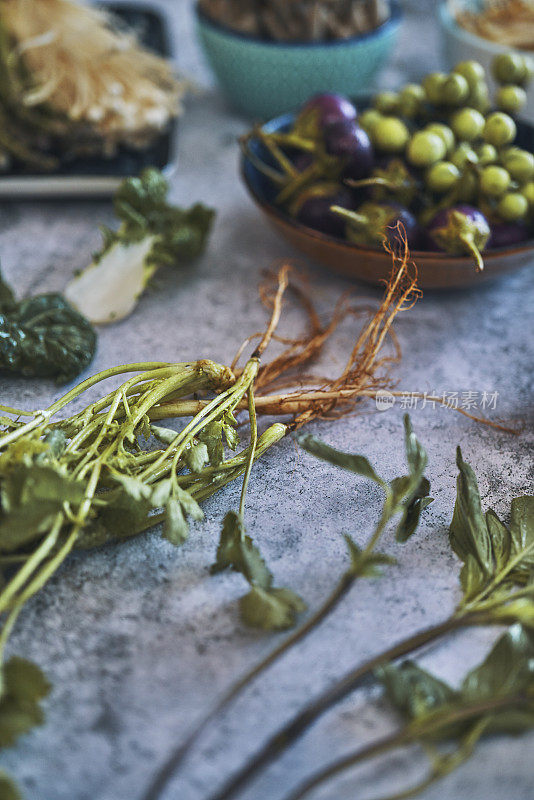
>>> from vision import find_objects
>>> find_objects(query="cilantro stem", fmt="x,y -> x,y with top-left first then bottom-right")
0,513 -> 64,614
238,387 -> 257,521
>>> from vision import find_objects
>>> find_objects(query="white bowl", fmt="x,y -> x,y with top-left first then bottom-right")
439,1 -> 534,123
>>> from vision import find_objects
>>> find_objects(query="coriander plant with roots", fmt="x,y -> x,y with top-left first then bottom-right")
0,235 -> 511,798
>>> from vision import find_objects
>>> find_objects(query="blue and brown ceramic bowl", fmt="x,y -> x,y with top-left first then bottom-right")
241,112 -> 534,290
196,2 -> 402,119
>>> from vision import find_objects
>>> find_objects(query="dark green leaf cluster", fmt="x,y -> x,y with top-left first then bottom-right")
212,511 -> 306,631
0,462 -> 85,552
0,657 -> 50,748
450,447 -> 534,604
0,271 -> 96,383
97,168 -> 215,267
380,624 -> 534,741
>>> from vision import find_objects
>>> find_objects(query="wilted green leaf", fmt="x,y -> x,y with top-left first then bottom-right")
0,464 -> 86,552
211,511 -> 272,589
163,498 -> 189,546
0,657 -> 50,749
110,473 -> 152,502
297,434 -> 385,487
198,421 -> 225,468
150,479 -> 173,509
378,660 -> 457,721
508,497 -> 534,583
450,453 -> 534,602
95,486 -> 153,541
239,586 -> 306,631
161,487 -> 203,546
0,771 -> 22,800
184,441 -> 209,474
150,425 -> 179,446
299,416 -> 431,546
380,626 -> 534,744
450,447 -> 493,575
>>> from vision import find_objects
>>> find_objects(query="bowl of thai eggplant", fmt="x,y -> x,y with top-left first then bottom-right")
240,54 -> 534,289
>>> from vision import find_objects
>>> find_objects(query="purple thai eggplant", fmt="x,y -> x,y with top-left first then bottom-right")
488,221 -> 532,249
331,201 -> 421,249
323,120 -> 374,181
426,204 -> 490,272
291,183 -> 356,238
299,93 -> 357,129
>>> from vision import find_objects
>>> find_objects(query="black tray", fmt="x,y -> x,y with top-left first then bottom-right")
0,3 -> 177,198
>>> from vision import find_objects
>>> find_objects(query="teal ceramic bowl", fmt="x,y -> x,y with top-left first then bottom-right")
196,2 -> 402,119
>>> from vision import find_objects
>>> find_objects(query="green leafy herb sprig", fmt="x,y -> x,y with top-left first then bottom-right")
0,269 -> 96,382
141,415 -> 433,800
175,447 -> 534,800
284,624 -> 534,800
64,169 -> 215,324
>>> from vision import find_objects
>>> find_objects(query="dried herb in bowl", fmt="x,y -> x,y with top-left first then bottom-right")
198,0 -> 390,41
451,0 -> 534,50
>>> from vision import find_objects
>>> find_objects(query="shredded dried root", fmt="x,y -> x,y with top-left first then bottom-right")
1,0 -> 185,150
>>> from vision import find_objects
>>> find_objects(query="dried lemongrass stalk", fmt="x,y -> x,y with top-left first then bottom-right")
1,0 -> 186,154
451,0 -> 534,50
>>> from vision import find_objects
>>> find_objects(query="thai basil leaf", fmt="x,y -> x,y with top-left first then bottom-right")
378,660 -> 458,721
380,626 -> 534,742
462,624 -> 534,703
450,452 -> 534,599
450,447 -> 493,575
0,272 -> 96,383
508,497 -> 534,583
297,434 -> 386,487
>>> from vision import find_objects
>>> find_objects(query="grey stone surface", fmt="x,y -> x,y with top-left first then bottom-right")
1,2 -> 533,799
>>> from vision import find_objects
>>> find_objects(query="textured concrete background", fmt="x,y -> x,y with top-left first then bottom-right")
1,2 -> 533,799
